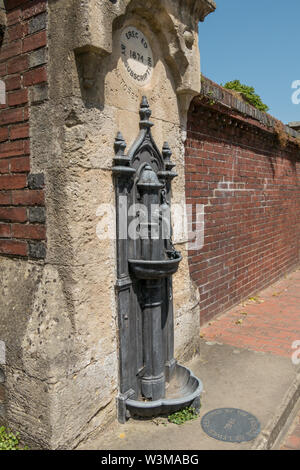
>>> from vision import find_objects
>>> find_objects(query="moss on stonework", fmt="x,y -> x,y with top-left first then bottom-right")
0,426 -> 28,450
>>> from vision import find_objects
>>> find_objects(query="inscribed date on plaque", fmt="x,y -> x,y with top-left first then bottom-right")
120,26 -> 154,86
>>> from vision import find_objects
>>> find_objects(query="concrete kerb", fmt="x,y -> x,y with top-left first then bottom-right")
252,371 -> 300,450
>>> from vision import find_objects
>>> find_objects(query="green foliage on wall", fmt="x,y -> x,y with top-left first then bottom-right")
223,80 -> 269,112
0,426 -> 28,450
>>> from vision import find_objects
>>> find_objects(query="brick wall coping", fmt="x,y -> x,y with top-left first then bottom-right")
200,75 -> 300,140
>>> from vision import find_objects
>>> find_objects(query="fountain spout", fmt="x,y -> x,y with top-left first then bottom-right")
114,97 -> 202,422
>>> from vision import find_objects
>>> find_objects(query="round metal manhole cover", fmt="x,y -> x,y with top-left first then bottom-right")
201,408 -> 261,443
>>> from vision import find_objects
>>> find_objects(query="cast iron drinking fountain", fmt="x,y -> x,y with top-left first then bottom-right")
113,97 -> 203,423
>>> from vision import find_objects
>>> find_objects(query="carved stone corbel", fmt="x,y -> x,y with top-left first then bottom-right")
73,0 -> 216,105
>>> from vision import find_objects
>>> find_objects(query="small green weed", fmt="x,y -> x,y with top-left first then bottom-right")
223,80 -> 269,112
0,426 -> 28,450
168,406 -> 199,425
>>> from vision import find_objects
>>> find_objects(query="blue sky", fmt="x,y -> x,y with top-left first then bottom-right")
198,0 -> 300,124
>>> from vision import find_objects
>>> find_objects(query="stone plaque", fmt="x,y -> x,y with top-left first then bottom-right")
120,26 -> 153,86
201,408 -> 261,443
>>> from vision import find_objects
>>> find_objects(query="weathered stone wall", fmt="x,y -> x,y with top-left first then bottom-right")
0,0 -> 215,449
186,79 -> 300,325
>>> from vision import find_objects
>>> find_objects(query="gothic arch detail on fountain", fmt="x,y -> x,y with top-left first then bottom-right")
113,97 -> 202,422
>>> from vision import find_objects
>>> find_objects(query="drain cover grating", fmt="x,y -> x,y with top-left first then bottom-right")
201,408 -> 261,443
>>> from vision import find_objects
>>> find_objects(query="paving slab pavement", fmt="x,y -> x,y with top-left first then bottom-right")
78,342 -> 299,450
78,268 -> 300,450
201,268 -> 300,358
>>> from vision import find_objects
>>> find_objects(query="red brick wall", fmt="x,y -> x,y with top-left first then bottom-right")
0,0 -> 47,259
186,99 -> 300,325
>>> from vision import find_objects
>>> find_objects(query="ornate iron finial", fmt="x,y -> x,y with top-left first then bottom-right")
162,142 -> 172,162
114,132 -> 127,155
112,131 -> 135,177
139,96 -> 153,129
161,141 -> 176,177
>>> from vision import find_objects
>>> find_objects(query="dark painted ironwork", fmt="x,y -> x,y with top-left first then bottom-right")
201,408 -> 261,443
114,97 -> 202,422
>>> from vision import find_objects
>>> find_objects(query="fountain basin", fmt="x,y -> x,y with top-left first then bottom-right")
128,255 -> 182,279
126,363 -> 202,419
